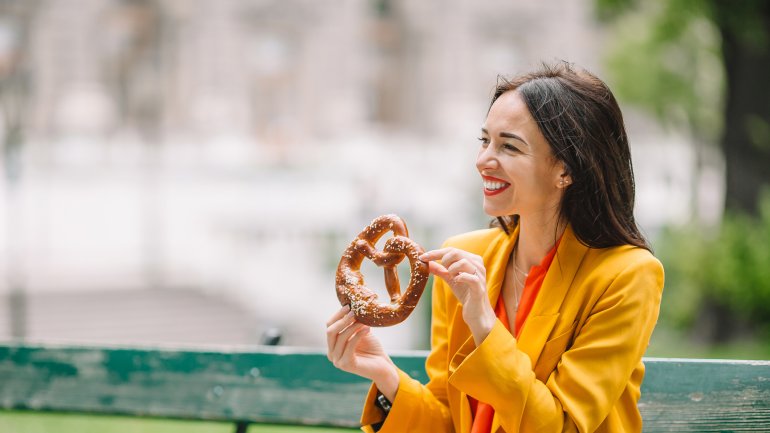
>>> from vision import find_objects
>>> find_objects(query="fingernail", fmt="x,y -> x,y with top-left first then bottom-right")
343,305 -> 351,312
418,253 -> 428,261
346,310 -> 355,318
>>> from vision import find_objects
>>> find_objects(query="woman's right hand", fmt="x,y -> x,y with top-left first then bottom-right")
326,305 -> 400,400
419,247 -> 496,345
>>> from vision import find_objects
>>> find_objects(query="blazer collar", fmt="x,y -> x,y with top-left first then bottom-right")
517,224 -> 588,364
484,225 -> 519,307
525,224 -> 588,315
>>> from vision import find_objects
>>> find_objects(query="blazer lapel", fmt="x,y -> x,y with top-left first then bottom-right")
449,228 -> 516,380
516,225 -> 588,366
485,226 -> 518,307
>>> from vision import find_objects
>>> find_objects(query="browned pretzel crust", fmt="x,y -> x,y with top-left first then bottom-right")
335,214 -> 429,327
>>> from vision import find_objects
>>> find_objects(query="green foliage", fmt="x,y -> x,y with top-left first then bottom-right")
594,0 -> 635,20
646,324 -> 770,359
598,0 -> 725,141
657,191 -> 770,330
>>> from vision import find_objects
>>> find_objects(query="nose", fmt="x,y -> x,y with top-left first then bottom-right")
476,143 -> 498,173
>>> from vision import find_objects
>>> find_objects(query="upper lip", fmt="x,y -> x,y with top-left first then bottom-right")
482,175 -> 509,184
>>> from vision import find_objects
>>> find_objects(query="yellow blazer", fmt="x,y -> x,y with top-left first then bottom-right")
361,225 -> 664,432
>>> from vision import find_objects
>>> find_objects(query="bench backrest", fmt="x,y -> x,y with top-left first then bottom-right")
1,344 -> 769,431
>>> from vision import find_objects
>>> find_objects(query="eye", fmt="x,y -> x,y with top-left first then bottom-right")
502,143 -> 520,153
477,137 -> 490,147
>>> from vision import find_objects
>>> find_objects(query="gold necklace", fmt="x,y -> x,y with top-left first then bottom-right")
511,247 -> 527,311
513,247 -> 529,278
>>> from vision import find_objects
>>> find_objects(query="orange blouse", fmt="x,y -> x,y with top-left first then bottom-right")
470,240 -> 561,433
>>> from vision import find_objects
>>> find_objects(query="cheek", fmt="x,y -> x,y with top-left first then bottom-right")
536,161 -> 561,189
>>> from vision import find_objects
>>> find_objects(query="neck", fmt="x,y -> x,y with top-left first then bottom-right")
515,210 -> 565,271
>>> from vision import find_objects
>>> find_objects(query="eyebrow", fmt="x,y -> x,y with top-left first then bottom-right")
481,128 -> 529,147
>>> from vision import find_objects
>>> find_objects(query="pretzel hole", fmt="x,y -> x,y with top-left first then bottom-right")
358,237 -> 411,304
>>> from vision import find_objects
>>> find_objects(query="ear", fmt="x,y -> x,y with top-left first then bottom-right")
554,161 -> 572,189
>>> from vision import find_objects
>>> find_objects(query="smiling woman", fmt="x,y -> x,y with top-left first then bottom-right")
326,62 -> 664,433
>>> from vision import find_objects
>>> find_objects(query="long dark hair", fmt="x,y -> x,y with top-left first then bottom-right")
491,62 -> 650,251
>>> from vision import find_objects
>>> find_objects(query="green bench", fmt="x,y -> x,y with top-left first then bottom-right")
1,343 -> 769,432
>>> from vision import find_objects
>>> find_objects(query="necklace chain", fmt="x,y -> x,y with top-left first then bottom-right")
511,246 -> 527,311
513,250 -> 529,277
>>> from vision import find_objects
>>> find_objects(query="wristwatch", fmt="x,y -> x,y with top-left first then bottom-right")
375,391 -> 393,413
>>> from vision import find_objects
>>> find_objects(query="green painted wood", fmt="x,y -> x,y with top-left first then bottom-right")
641,358 -> 770,432
1,343 -> 769,431
0,344 -> 426,428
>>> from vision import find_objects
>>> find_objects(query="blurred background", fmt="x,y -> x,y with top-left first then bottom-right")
0,0 -> 768,359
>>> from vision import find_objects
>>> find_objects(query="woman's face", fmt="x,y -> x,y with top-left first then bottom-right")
476,90 -> 569,219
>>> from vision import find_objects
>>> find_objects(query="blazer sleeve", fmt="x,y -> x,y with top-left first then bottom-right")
360,275 -> 455,433
448,253 -> 664,432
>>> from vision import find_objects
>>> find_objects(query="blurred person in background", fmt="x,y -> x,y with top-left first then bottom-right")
327,62 -> 664,432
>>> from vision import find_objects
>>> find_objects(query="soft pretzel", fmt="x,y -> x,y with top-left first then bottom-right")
336,214 -> 429,327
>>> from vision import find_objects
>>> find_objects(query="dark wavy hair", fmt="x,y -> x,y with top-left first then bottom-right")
491,62 -> 650,251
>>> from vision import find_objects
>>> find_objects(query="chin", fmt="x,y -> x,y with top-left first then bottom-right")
482,195 -> 516,217
483,205 -> 514,218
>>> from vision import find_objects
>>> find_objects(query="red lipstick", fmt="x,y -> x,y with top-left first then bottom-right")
481,175 -> 511,196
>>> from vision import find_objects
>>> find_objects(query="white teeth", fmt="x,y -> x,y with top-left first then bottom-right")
484,181 -> 508,191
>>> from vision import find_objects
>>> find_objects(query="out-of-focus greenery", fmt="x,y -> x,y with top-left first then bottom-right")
596,0 -> 725,140
646,325 -> 770,360
656,191 -> 770,338
597,0 -> 770,356
597,0 -> 770,216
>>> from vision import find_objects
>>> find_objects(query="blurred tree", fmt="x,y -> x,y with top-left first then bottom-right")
597,0 -> 770,216
597,0 -> 770,344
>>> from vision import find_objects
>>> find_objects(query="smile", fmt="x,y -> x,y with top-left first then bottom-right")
482,176 -> 511,196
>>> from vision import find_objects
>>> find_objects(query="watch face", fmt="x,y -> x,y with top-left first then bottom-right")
377,393 -> 392,411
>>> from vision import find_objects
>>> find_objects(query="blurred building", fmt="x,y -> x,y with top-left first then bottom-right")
0,0 -> 717,349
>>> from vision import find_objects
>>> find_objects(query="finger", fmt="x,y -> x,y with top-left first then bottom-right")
428,260 -> 452,282
453,271 -> 482,286
421,248 -> 486,280
447,258 -> 475,276
327,308 -> 356,337
326,309 -> 356,360
326,305 -> 351,327
332,322 -> 367,364
438,249 -> 464,268
328,316 -> 353,362
443,250 -> 484,275
419,248 -> 452,262
338,326 -> 372,368
464,252 -> 484,269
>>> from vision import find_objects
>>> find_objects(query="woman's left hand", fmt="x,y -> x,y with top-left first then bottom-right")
420,248 -> 496,344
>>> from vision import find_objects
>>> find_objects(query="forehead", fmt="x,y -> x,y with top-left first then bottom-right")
484,90 -> 537,133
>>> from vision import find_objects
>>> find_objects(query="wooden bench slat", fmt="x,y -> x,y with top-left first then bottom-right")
2,344 -> 769,431
0,344 -> 420,427
640,358 -> 770,431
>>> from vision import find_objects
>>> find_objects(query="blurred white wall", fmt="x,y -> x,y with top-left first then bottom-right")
0,0 -> 721,349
